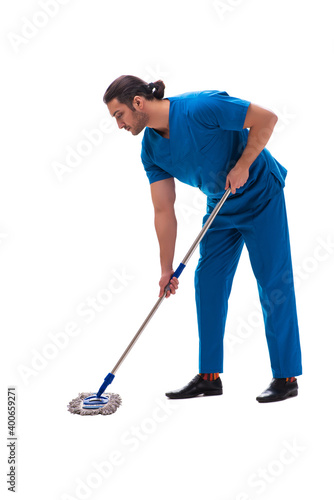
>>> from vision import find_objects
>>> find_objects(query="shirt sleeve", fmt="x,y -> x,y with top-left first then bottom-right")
193,91 -> 251,131
141,143 -> 173,185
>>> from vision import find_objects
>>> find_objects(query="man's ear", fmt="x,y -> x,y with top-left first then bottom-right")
133,95 -> 144,110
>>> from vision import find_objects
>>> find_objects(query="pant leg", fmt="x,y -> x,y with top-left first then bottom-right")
239,190 -> 302,378
194,214 -> 244,373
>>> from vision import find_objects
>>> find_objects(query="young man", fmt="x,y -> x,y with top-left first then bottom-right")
103,75 -> 302,403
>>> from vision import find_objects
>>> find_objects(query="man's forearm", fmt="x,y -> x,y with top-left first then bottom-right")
225,110 -> 278,194
238,112 -> 278,170
154,208 -> 177,272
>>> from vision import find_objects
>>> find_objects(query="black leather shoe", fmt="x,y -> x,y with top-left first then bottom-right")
165,374 -> 223,399
256,378 -> 298,403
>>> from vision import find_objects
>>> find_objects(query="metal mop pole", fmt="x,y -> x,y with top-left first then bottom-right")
96,188 -> 231,397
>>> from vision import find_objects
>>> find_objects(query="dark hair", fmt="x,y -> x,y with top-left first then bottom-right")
103,75 -> 165,110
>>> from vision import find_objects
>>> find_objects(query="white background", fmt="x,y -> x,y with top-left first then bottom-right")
1,0 -> 333,499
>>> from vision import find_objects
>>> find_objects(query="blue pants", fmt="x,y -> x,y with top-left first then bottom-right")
194,188 -> 302,378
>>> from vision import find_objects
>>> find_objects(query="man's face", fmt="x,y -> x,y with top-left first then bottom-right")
107,98 -> 149,136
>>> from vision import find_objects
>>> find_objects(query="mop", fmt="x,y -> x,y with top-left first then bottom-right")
68,188 -> 231,416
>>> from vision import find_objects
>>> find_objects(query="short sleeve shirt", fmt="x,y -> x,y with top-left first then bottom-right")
141,91 -> 287,205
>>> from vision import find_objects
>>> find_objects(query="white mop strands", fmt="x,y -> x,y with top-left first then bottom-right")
68,393 -> 122,416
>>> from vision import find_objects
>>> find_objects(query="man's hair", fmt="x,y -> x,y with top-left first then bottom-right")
103,75 -> 165,110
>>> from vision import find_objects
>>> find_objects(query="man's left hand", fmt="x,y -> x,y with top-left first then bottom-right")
225,163 -> 249,195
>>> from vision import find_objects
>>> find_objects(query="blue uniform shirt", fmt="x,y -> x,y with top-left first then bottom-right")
141,91 -> 287,211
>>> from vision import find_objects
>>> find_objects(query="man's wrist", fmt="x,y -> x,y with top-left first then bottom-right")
161,266 -> 173,274
235,156 -> 251,171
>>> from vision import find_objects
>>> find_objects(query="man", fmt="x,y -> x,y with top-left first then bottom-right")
103,75 -> 302,403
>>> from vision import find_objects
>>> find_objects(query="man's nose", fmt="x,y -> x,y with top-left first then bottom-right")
116,119 -> 124,129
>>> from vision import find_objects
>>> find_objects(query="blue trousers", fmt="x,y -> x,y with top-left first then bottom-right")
194,187 -> 302,378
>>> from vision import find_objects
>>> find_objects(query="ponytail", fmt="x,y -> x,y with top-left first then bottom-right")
103,75 -> 165,109
147,80 -> 165,99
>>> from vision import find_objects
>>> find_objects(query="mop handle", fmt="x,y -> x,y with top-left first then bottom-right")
110,188 -> 231,375
167,187 -> 231,282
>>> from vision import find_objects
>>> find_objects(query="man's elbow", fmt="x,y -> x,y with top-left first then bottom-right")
270,111 -> 278,126
244,104 -> 278,130
154,202 -> 175,215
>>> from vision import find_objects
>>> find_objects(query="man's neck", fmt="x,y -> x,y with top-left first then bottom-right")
147,99 -> 170,138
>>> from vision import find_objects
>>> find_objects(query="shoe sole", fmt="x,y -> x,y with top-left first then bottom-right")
256,389 -> 298,403
166,390 -> 223,399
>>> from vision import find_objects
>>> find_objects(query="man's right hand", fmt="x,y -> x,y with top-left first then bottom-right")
159,271 -> 179,298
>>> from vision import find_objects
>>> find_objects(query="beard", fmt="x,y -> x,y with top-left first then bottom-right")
131,109 -> 150,136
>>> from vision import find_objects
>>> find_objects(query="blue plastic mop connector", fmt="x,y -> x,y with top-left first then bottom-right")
96,372 -> 115,398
